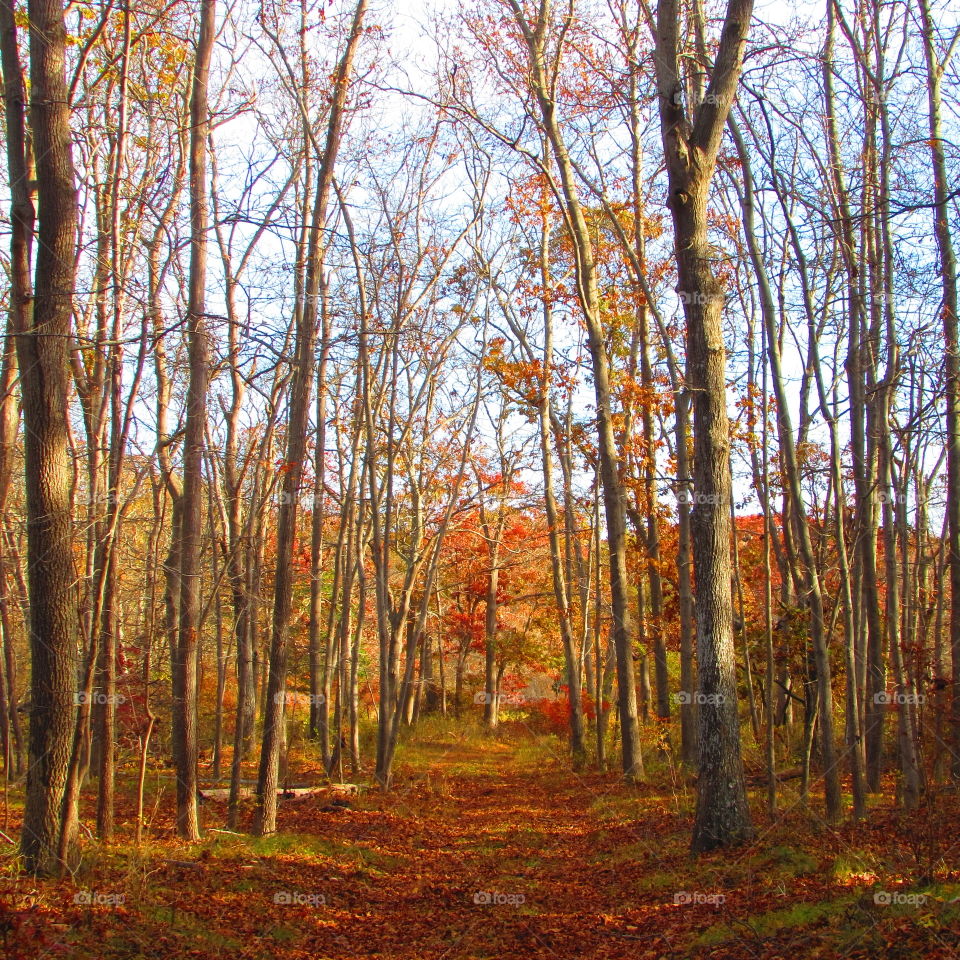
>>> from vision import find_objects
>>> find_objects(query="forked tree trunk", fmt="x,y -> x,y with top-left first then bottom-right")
653,0 -> 755,852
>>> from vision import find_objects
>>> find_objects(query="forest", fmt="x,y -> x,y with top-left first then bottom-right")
1,0 -> 959,956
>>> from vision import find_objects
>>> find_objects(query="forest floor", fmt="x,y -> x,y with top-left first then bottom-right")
1,723 -> 960,959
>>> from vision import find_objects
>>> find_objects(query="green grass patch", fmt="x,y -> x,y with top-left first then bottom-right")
201,829 -> 404,873
830,849 -> 878,883
587,794 -> 643,824
266,924 -> 300,943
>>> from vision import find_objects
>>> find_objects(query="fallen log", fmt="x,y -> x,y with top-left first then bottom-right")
745,767 -> 804,787
198,783 -> 359,802
684,767 -> 805,788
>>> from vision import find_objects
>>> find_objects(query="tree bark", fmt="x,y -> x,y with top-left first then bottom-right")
173,0 -> 216,842
653,0 -> 755,851
13,0 -> 80,875
0,0 -> 31,781
917,0 -> 960,782
255,0 -> 367,834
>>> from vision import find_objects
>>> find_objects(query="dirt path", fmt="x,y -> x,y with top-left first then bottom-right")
260,737 -> 668,960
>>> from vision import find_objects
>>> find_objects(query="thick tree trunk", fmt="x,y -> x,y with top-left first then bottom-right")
13,0 -> 80,875
653,0 -> 755,851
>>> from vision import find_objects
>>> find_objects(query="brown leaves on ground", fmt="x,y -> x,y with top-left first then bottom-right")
1,734 -> 958,959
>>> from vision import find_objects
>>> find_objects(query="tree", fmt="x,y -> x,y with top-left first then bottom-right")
8,0 -> 80,875
918,0 -> 960,782
255,0 -> 368,835
0,0 -> 30,783
172,0 -> 217,842
652,0 -> 754,851
503,0 -> 643,780
728,115 -> 842,820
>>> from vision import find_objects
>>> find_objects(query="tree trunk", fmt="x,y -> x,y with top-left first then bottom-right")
13,0 -> 80,875
918,0 -> 960,782
173,0 -> 216,842
0,0 -> 31,782
255,0 -> 367,834
507,0 -> 642,778
729,116 -> 841,821
653,0 -> 755,851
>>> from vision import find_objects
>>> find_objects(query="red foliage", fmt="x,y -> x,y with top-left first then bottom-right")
525,687 -> 605,735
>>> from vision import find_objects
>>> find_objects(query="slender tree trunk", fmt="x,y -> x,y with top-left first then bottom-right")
823,5 -> 885,792
538,208 -> 586,766
0,0 -> 31,782
255,0 -> 367,834
730,117 -> 840,820
173,0 -> 216,842
308,326 -> 329,740
507,0 -> 641,778
879,426 -> 922,806
482,551 -> 501,730
918,0 -> 960,781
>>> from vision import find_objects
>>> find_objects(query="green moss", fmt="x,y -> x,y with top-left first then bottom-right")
202,829 -> 403,873
759,844 -> 820,878
267,924 -> 299,943
693,896 -> 855,948
587,795 -> 639,823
